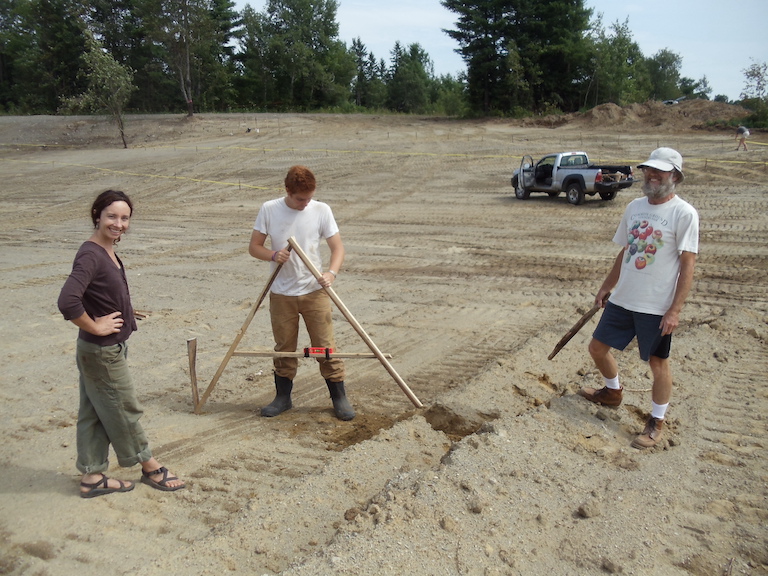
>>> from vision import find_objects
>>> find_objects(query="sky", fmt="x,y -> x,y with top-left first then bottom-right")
234,0 -> 768,102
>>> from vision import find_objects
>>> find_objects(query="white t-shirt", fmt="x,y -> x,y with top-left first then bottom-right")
254,197 -> 339,296
609,195 -> 699,316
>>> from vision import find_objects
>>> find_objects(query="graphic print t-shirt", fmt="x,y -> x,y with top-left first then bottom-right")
609,195 -> 699,316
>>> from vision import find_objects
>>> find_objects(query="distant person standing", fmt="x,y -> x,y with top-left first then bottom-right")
735,125 -> 749,151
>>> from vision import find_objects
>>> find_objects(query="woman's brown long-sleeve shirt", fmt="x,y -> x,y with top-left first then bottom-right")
58,241 -> 137,346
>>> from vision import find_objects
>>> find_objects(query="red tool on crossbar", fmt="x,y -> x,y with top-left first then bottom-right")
305,347 -> 333,356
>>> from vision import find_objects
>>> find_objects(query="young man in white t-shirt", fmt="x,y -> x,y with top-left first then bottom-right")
249,165 -> 354,420
578,148 -> 699,449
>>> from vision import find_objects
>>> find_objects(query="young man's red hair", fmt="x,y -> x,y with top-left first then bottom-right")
284,165 -> 316,195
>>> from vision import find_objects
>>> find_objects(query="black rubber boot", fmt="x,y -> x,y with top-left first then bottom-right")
326,380 -> 355,421
261,374 -> 293,417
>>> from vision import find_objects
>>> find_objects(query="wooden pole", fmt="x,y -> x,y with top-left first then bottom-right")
193,246 -> 291,413
548,296 -> 607,360
287,236 -> 423,408
187,337 -> 199,407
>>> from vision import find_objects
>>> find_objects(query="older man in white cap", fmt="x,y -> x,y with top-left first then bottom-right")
578,147 -> 699,449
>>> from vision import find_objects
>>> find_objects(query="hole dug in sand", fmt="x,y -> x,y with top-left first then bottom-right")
321,402 -> 500,452
422,402 -> 500,442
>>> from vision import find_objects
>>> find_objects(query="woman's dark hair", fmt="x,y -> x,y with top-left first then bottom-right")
91,190 -> 133,228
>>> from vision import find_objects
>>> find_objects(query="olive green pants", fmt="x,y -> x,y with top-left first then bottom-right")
269,289 -> 345,382
75,339 -> 152,474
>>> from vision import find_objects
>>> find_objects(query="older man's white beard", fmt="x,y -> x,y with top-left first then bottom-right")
643,178 -> 675,200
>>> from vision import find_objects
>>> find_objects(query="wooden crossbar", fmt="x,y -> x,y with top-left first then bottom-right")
232,351 -> 392,358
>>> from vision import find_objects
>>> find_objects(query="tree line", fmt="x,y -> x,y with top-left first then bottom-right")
0,0 -> 759,119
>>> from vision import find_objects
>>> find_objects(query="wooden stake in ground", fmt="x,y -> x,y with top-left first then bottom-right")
548,296 -> 608,360
193,247 -> 291,414
187,337 -> 199,407
287,236 -> 423,408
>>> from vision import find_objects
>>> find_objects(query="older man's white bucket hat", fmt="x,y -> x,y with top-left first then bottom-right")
637,147 -> 684,182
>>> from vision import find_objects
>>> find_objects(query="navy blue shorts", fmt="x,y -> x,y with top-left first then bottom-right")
592,301 -> 671,361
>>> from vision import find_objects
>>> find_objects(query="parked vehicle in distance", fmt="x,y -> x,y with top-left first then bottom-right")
511,151 -> 634,205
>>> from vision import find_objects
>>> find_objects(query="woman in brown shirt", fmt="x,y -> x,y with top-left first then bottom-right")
58,190 -> 185,498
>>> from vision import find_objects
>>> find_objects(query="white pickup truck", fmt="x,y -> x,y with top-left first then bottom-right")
511,151 -> 634,205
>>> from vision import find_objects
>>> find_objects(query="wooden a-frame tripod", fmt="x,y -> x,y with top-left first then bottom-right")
188,236 -> 423,413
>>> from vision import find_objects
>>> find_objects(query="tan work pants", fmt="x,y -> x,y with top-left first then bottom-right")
269,289 -> 345,382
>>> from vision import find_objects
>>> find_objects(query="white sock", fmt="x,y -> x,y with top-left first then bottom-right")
651,402 -> 668,420
603,375 -> 621,390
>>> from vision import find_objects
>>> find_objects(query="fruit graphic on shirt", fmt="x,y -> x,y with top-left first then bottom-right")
641,226 -> 655,241
626,221 -> 665,269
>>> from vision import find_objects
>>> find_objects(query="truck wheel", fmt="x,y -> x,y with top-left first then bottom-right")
566,183 -> 584,205
599,190 -> 617,201
515,186 -> 530,200
511,175 -> 519,189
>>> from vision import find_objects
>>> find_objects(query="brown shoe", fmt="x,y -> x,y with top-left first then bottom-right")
631,417 -> 664,449
577,386 -> 623,407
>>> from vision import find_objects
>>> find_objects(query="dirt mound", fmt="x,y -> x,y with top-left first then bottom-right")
524,99 -> 750,132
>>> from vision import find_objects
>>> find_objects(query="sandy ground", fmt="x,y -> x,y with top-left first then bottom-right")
0,101 -> 766,576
